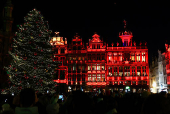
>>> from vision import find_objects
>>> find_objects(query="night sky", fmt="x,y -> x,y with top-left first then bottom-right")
1,0 -> 170,63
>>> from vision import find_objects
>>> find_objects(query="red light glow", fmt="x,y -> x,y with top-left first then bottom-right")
51,30 -> 149,90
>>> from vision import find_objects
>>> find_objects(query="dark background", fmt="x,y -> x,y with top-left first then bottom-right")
1,0 -> 170,63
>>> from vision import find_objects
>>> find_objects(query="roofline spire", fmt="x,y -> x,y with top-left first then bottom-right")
123,19 -> 127,29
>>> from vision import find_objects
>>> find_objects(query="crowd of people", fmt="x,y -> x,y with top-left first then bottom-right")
0,88 -> 170,114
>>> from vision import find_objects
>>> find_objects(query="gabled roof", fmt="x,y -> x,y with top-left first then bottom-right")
91,33 -> 101,42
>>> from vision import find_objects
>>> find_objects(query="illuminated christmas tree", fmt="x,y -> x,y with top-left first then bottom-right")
3,8 -> 57,94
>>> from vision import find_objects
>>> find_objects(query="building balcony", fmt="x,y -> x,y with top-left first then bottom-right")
86,82 -> 106,85
106,76 -> 149,81
88,70 -> 105,73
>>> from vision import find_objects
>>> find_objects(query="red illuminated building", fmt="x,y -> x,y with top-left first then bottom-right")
164,44 -> 170,86
51,22 -> 149,93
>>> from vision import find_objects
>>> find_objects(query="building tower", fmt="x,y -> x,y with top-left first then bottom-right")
2,0 -> 13,32
119,20 -> 133,47
50,32 -> 68,93
0,0 -> 14,84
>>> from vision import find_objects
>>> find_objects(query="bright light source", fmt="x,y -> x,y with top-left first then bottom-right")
153,82 -> 156,87
125,86 -> 130,89
109,56 -> 111,60
53,37 -> 56,41
57,37 -> 60,41
68,86 -> 71,90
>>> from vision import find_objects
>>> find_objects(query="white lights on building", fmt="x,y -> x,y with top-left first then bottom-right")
153,82 -> 156,88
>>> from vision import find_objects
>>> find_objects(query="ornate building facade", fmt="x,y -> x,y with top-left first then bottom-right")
51,22 -> 150,93
0,0 -> 14,85
150,56 -> 159,93
150,44 -> 170,93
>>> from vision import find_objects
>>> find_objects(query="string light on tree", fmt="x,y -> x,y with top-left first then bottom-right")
3,8 -> 58,94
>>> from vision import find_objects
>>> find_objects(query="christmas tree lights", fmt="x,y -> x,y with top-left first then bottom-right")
3,8 -> 58,94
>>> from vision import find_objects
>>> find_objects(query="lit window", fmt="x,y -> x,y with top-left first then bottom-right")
102,74 -> 105,81
137,66 -> 141,76
108,67 -> 112,76
137,54 -> 140,62
119,53 -> 122,61
88,74 -> 91,81
102,65 -> 105,70
57,37 -> 60,41
124,72 -> 127,76
88,77 -> 91,81
78,57 -> 81,60
92,64 -> 96,70
92,74 -> 96,81
88,65 -> 91,70
53,37 -> 56,41
73,57 -> 76,60
97,74 -> 101,81
131,53 -> 135,62
142,53 -> 145,62
113,53 -> 117,62
73,64 -> 76,71
119,72 -> 123,76
109,56 -> 111,61
97,64 -> 100,70
137,72 -> 140,76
